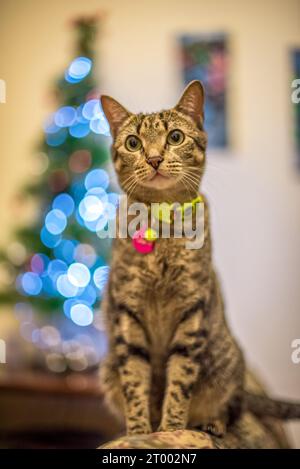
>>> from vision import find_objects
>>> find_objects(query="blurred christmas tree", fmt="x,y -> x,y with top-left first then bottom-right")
0,14 -> 117,373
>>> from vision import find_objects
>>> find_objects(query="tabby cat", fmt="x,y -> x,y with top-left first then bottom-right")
99,81 -> 300,436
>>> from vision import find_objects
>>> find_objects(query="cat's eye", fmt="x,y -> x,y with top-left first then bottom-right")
125,135 -> 142,152
167,129 -> 185,146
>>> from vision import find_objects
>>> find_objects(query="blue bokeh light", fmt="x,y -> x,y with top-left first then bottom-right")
64,72 -> 81,84
90,118 -> 111,136
66,57 -> 92,83
70,179 -> 86,200
75,208 -> 85,227
55,106 -> 76,127
68,262 -> 91,288
82,99 -> 102,120
79,195 -> 104,222
70,303 -> 93,326
47,259 -> 68,283
52,193 -> 75,217
87,186 -> 108,203
107,192 -> 120,207
21,272 -> 43,296
63,298 -> 77,318
95,214 -> 108,231
85,169 -> 109,190
83,218 -> 100,232
54,239 -> 76,264
78,284 -> 97,305
76,104 -> 89,124
42,275 -> 58,296
56,274 -> 80,298
93,266 -> 110,293
43,114 -> 59,134
69,122 -> 90,138
40,227 -> 61,248
45,209 -> 67,235
103,202 -> 117,220
46,128 -> 68,147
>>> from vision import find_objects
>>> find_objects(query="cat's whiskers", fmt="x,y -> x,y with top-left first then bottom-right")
183,167 -> 202,179
122,173 -> 138,187
122,173 -> 138,195
123,174 -> 137,190
181,170 -> 201,188
180,174 -> 199,200
181,170 -> 200,197
182,172 -> 200,185
182,174 -> 198,192
180,177 -> 194,201
126,179 -> 139,200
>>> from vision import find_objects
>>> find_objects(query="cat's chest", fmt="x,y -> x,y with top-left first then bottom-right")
113,236 -> 210,313
115,237 -> 209,296
139,238 -> 209,317
117,237 -> 185,295
111,237 -> 211,349
142,238 -> 195,288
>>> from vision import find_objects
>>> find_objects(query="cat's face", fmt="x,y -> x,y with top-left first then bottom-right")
101,81 -> 207,202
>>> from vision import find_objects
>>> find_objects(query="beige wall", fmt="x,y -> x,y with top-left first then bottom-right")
0,0 -> 300,445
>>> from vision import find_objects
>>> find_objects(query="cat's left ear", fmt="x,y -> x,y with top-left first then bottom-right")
101,95 -> 131,138
175,80 -> 205,127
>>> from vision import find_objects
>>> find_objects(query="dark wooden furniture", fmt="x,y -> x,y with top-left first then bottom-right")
0,371 -> 121,448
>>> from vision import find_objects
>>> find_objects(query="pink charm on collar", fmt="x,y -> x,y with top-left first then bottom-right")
132,226 -> 155,254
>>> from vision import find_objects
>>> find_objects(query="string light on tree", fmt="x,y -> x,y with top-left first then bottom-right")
0,15 -> 113,373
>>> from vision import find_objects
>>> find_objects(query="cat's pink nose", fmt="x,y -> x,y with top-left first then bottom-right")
146,156 -> 163,170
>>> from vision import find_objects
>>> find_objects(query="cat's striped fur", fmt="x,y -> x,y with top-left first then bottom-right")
99,81 -> 300,436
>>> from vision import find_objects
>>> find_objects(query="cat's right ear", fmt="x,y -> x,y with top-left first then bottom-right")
175,80 -> 205,127
101,95 -> 131,138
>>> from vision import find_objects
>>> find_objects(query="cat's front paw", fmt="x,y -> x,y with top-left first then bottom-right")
199,420 -> 226,437
156,423 -> 185,433
127,422 -> 152,436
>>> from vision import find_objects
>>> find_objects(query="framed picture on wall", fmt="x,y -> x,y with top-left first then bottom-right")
179,33 -> 229,149
291,49 -> 300,170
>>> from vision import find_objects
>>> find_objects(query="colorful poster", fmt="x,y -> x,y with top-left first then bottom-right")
179,33 -> 229,149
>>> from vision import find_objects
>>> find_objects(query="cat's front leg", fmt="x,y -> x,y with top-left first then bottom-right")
115,304 -> 152,435
158,302 -> 207,432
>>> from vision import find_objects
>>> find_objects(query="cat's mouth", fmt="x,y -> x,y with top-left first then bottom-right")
150,171 -> 169,181
141,170 -> 175,190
